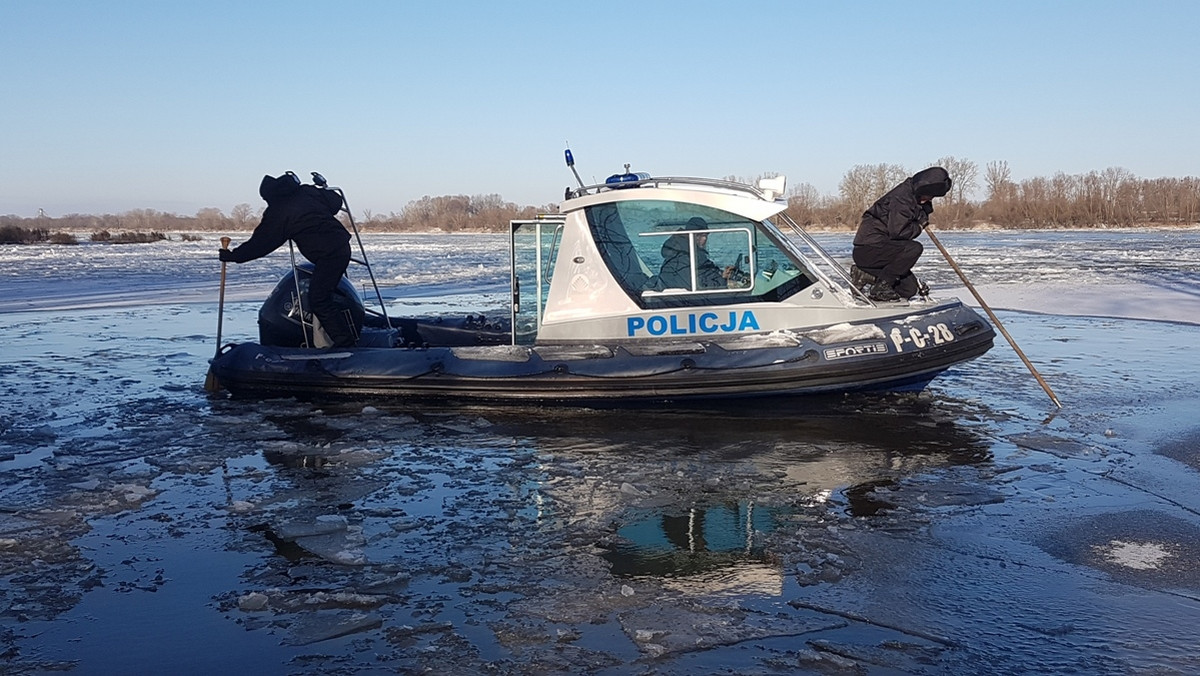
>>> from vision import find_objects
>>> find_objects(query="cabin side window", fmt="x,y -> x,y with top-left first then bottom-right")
584,201 -> 814,308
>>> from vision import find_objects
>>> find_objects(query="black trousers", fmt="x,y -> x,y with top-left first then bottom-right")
307,244 -> 355,347
852,239 -> 923,299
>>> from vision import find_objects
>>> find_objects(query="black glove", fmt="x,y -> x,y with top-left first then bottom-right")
218,249 -> 234,262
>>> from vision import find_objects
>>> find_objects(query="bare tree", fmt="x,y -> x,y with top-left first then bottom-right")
231,203 -> 255,229
980,161 -> 1014,226
984,161 -> 1012,201
839,163 -> 907,211
195,207 -> 226,230
784,182 -> 824,226
934,156 -> 978,204
1098,167 -> 1135,225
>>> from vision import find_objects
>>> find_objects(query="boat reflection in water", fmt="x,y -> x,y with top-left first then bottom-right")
603,500 -> 786,596
481,396 -> 995,597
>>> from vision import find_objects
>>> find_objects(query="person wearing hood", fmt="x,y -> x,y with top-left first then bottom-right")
852,166 -> 952,301
658,217 -> 736,290
219,172 -> 357,347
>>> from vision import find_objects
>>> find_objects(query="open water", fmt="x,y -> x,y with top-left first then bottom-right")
1,228 -> 1199,674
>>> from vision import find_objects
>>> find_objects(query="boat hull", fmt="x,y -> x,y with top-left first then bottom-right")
210,302 -> 994,403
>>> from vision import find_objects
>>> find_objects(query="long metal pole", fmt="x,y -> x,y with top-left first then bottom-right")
204,236 -> 232,392
925,227 -> 1062,408
288,240 -> 310,348
336,188 -> 391,328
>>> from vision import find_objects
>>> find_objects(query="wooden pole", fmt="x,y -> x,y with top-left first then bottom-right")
925,227 -> 1062,408
204,236 -> 232,392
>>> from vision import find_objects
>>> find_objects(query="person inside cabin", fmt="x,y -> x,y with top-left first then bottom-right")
218,172 -> 358,348
658,217 -> 738,290
851,166 -> 952,302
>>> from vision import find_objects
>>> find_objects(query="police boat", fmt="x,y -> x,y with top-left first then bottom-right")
209,161 -> 995,402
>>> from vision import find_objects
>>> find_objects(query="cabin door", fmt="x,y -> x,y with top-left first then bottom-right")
509,217 -> 566,345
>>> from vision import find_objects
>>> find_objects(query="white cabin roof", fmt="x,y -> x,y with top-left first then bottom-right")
560,176 -> 788,222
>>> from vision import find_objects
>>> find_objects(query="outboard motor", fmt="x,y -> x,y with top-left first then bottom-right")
258,263 -> 365,347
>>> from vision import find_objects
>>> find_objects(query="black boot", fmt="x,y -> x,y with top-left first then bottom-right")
850,265 -> 877,290
868,278 -> 901,302
316,311 -> 358,348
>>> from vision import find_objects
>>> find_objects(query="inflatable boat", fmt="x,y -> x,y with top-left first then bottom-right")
209,164 -> 994,403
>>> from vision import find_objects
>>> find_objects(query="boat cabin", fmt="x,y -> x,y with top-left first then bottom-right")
510,174 -> 870,345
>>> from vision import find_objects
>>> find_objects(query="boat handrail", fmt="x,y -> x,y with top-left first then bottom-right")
771,212 -> 876,305
567,176 -> 777,202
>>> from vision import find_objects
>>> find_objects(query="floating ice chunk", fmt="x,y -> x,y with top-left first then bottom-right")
295,591 -> 384,609
276,514 -> 348,540
238,592 -> 270,611
115,483 -> 155,503
1096,540 -> 1172,570
642,643 -> 667,658
635,628 -> 665,642
331,549 -> 367,565
285,611 -> 384,645
273,516 -> 368,565
620,482 -> 648,497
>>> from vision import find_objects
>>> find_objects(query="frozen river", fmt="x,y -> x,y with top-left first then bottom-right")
1,228 -> 1199,674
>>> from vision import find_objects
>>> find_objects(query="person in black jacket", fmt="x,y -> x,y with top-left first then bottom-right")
219,172 -> 357,347
852,167 -> 952,301
658,218 -> 733,290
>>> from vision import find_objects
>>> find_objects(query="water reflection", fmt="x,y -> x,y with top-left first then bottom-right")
599,499 -> 796,599
474,393 -> 993,461
602,501 -> 774,579
425,394 -> 995,596
7,230 -> 1200,672
842,478 -> 899,517
161,392 -> 1002,660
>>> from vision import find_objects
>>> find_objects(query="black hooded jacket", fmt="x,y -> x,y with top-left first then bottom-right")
853,167 -> 952,247
659,233 -> 726,289
226,174 -> 351,263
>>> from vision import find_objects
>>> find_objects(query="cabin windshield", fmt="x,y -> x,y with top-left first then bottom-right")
584,200 -> 815,309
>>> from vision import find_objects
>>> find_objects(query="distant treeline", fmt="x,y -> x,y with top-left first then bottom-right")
0,225 -> 197,245
3,161 -> 1198,240
0,194 -> 544,242
358,194 -> 546,232
783,159 -> 1200,229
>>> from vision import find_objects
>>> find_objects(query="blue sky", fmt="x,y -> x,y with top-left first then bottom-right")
2,1 -> 1196,218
